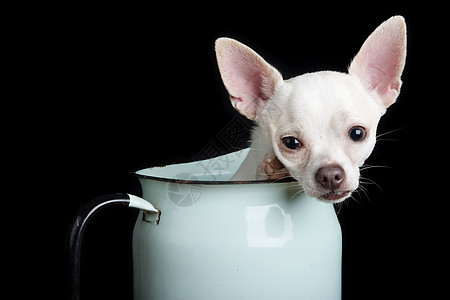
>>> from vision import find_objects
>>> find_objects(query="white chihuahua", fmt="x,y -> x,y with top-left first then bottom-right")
215,16 -> 406,203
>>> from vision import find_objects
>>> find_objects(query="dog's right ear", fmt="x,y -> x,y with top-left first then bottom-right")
215,38 -> 283,120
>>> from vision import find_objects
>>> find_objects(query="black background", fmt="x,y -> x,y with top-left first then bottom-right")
10,6 -> 443,300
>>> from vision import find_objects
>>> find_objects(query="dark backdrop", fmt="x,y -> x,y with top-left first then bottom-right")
14,6 -> 441,300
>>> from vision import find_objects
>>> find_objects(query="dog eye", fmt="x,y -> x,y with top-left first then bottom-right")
282,136 -> 301,149
348,126 -> 366,142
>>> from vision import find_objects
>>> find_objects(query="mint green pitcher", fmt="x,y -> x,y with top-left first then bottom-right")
68,148 -> 342,299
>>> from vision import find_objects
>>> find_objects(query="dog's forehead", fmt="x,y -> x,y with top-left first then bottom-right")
281,71 -> 382,120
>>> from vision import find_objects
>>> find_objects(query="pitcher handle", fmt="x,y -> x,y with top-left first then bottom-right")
66,193 -> 160,300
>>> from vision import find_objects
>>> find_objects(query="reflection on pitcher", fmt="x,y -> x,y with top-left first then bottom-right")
246,204 -> 293,248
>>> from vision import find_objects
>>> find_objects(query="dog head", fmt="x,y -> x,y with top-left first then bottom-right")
215,16 -> 406,203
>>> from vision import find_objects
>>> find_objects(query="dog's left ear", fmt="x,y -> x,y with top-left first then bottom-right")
349,16 -> 407,109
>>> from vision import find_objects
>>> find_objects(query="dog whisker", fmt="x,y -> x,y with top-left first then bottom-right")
360,164 -> 392,171
360,176 -> 384,193
376,127 -> 404,139
289,188 -> 305,203
349,192 -> 362,205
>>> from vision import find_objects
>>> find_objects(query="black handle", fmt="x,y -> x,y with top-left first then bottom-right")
66,193 -> 131,300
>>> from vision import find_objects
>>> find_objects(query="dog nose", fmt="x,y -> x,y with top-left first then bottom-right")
316,166 -> 345,190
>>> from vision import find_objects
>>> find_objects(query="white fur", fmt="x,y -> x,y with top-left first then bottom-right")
215,16 -> 406,203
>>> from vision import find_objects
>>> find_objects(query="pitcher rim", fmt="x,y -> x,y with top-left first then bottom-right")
133,172 -> 296,185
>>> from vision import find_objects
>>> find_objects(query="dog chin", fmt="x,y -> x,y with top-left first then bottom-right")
305,187 -> 352,203
318,190 -> 351,203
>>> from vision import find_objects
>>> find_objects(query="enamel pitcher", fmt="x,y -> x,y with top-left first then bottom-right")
68,148 -> 342,299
